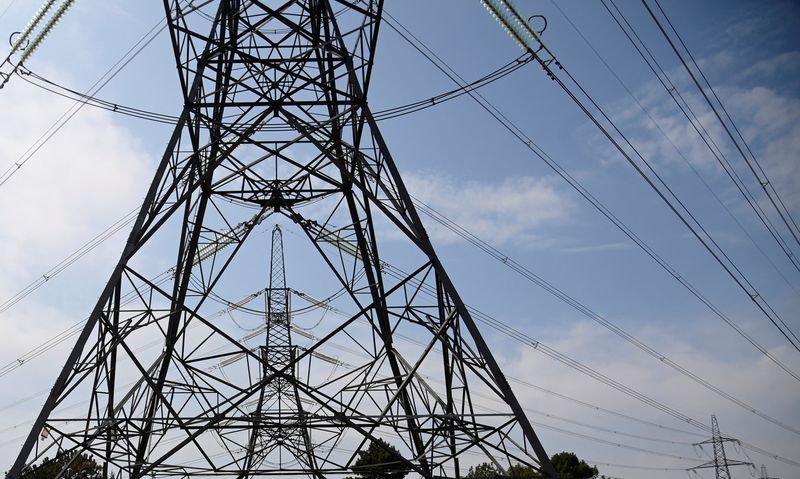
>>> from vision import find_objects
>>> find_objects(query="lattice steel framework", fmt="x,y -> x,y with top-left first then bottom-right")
690,415 -> 751,479
760,464 -> 779,479
8,1 -> 556,477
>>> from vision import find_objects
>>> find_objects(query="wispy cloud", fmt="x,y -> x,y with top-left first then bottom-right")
0,69 -> 153,396
402,171 -> 573,245
595,46 -> 800,216
558,242 -> 632,254
495,319 -> 800,478
0,71 -> 152,288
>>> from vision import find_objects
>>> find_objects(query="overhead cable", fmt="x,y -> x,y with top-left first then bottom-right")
381,8 -> 800,386
13,52 -> 532,127
481,0 -> 800,353
550,0 -> 800,297
308,224 -> 798,467
602,0 -> 800,276
413,198 -> 800,433
0,0 -> 213,189
643,0 -> 800,251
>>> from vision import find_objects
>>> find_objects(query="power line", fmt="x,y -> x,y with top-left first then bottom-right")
13,51 -> 532,127
377,261 -> 800,468
0,289 -> 704,468
0,52 -> 531,316
381,8 -> 800,384
602,0 -> 800,275
483,0 -> 800,353
413,198 -> 800,434
3,4 -> 792,464
0,0 -> 212,190
0,208 -> 137,315
644,0 -> 800,251
4,221 -> 796,468
586,460 -> 695,472
0,0 -> 20,19
549,0 -> 800,299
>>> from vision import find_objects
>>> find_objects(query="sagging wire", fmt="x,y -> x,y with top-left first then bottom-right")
12,51 -> 532,129
482,0 -> 800,356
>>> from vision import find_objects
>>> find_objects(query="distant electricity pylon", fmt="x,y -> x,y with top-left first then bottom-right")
760,464 -> 779,479
689,415 -> 752,479
7,1 -> 556,478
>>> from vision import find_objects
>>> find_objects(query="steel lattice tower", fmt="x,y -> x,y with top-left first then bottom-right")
8,1 -> 556,478
760,464 -> 779,479
243,225 -> 317,473
690,415 -> 751,479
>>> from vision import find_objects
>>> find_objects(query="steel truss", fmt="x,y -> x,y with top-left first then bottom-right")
690,415 -> 752,479
8,1 -> 555,477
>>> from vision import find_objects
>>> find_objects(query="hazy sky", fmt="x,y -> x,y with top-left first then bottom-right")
0,1 -> 798,478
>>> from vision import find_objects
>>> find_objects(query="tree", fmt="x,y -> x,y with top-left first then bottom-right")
507,463 -> 540,478
465,451 -> 599,479
349,439 -> 409,479
465,462 -> 538,478
546,452 -> 599,479
465,462 -> 502,478
19,452 -> 106,479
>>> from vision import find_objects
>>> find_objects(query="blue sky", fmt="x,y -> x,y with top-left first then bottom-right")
0,1 -> 798,478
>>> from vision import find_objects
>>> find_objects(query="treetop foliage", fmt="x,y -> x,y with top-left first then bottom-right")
348,438 -> 409,479
464,451 -> 601,479
19,452 -> 106,479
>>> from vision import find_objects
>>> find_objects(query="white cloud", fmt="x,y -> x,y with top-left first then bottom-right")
0,68 -> 153,466
495,319 -> 800,479
727,85 -> 800,209
0,70 -> 152,290
402,171 -> 573,245
558,242 -> 632,254
593,49 -> 800,227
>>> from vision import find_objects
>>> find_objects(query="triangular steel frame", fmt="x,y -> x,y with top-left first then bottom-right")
9,1 -> 556,477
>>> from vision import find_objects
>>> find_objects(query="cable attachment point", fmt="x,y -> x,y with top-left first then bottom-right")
527,15 -> 548,36
8,31 -> 29,50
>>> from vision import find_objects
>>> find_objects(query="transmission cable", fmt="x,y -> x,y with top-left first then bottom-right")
412,197 -> 800,433
550,0 -> 800,298
480,0 -> 800,352
1,3 -> 792,468
0,296 -> 703,463
12,51 -> 532,128
0,264 -> 792,466
383,262 -> 800,467
602,0 -> 800,275
304,251 -> 798,468
380,9 -> 800,380
2,5 -> 796,447
644,0 -> 800,250
6,4 -> 793,442
0,207 -> 137,314
0,0 -> 212,190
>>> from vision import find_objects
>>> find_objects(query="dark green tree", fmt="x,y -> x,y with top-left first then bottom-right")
507,463 -> 540,478
466,451 -> 599,479
464,462 -> 539,478
349,439 -> 409,479
465,462 -> 502,478
19,452 -> 106,479
544,452 -> 599,479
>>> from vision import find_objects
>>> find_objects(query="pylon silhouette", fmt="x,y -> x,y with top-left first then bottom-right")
689,415 -> 752,479
760,464 -> 779,479
8,1 -> 556,478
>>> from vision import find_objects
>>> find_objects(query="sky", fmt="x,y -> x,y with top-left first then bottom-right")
0,0 -> 798,478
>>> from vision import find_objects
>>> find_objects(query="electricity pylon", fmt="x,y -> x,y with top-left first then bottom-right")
8,1 -> 556,478
241,225 -> 318,474
689,415 -> 752,479
760,464 -> 779,479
